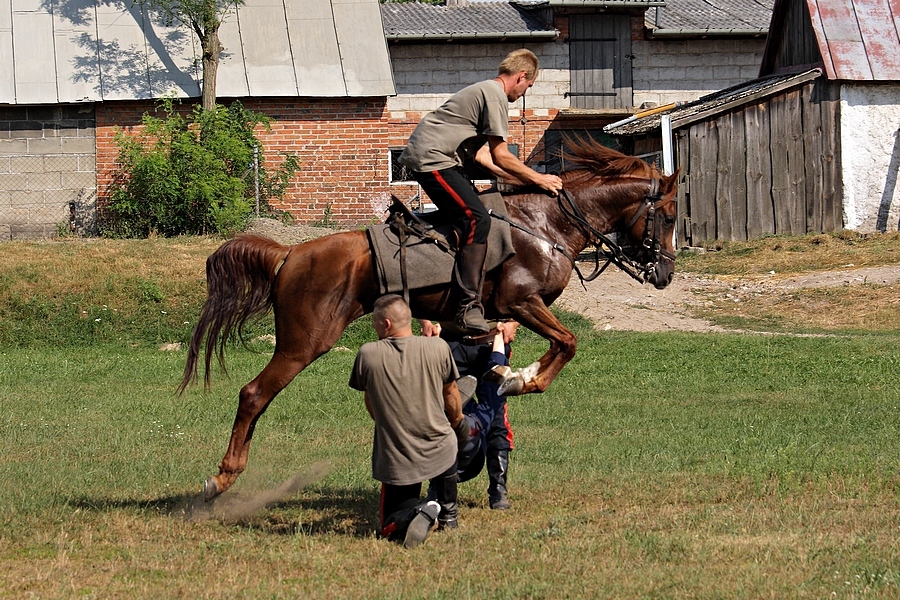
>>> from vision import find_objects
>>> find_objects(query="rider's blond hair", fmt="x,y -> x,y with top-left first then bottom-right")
498,49 -> 539,81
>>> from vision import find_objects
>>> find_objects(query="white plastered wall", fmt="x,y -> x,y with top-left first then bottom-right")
840,83 -> 900,232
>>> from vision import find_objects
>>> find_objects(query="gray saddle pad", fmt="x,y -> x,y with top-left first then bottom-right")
367,192 -> 516,295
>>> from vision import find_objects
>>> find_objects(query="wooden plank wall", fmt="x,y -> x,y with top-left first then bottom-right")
677,78 -> 841,245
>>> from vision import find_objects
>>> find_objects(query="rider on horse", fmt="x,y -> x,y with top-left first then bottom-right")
399,49 -> 563,334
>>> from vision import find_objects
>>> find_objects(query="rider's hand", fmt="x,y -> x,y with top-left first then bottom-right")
536,173 -> 563,196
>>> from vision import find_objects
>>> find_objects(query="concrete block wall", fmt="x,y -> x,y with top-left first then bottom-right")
0,105 -> 96,240
387,41 -> 570,116
632,38 -> 767,107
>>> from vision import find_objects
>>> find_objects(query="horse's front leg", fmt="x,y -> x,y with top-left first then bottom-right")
496,295 -> 577,395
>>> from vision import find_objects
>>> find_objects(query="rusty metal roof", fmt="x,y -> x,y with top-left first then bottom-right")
763,0 -> 900,81
0,0 -> 395,105
806,0 -> 900,80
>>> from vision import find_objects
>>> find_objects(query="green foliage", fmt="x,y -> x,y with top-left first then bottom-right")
101,99 -> 299,238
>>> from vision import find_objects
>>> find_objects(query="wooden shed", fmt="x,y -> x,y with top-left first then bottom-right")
606,0 -> 900,245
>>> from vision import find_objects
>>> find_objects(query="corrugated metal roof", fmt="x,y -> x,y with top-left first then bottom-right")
604,68 -> 822,135
805,0 -> 900,80
382,1 -> 557,40
0,0 -> 394,105
645,0 -> 775,36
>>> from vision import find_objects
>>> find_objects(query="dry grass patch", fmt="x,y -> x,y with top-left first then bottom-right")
679,231 -> 900,276
695,282 -> 900,333
0,236 -> 219,304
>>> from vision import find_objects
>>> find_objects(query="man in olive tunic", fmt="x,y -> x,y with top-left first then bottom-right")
349,295 -> 469,548
399,49 -> 563,335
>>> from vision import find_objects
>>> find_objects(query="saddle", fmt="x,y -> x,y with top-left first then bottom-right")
366,192 -> 516,299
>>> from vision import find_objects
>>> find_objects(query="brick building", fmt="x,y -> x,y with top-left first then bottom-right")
1,0 -> 774,237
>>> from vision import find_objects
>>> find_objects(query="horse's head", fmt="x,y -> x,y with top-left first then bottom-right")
561,138 -> 680,289
618,171 -> 679,289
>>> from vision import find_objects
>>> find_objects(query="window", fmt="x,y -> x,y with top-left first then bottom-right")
390,148 -> 415,183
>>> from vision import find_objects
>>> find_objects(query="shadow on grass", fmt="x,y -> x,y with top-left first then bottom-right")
64,461 -> 382,538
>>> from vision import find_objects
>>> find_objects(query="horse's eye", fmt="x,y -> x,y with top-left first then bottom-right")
664,215 -> 676,226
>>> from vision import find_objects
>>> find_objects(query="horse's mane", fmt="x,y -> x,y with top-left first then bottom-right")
562,137 -> 660,179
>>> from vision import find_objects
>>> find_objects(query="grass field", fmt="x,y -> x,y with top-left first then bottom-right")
1,232 -> 899,598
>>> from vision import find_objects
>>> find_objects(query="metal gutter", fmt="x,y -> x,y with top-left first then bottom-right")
386,31 -> 560,41
648,28 -> 768,38
546,1 -> 666,6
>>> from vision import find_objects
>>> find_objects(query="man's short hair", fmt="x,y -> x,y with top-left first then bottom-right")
373,294 -> 411,328
498,49 -> 539,81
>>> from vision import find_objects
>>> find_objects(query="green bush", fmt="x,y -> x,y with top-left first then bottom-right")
101,99 -> 299,238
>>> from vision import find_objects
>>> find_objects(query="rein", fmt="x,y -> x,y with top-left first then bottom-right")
557,180 -> 674,285
489,179 -> 672,288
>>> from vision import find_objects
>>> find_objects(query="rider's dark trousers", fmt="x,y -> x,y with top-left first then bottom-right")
413,167 -> 491,245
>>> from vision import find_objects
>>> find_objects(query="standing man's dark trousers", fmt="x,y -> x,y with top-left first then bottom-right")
379,462 -> 459,547
414,167 -> 491,334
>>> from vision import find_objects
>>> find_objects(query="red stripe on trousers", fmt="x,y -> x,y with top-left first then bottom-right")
501,403 -> 514,450
433,170 -> 477,245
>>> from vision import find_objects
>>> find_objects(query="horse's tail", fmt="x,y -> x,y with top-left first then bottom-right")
179,234 -> 291,393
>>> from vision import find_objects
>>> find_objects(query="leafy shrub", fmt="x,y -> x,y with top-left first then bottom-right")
101,99 -> 299,238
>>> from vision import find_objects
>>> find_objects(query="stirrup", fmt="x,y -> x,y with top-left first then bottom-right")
454,304 -> 490,335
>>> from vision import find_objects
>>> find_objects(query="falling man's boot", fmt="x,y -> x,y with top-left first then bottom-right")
486,448 -> 511,510
452,242 -> 490,334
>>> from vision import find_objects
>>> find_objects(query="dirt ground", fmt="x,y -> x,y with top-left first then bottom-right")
247,218 -> 900,333
555,262 -> 900,333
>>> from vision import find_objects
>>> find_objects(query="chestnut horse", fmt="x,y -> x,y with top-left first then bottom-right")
181,140 -> 679,500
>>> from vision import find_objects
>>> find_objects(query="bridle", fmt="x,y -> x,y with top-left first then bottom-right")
556,178 -> 676,286
486,176 -> 675,287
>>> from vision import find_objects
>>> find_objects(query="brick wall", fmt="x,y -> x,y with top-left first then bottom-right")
96,98 -> 398,227
0,105 -> 96,240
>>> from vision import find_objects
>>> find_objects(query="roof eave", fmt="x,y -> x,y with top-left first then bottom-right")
546,1 -> 664,6
386,31 -> 560,42
648,28 -> 769,38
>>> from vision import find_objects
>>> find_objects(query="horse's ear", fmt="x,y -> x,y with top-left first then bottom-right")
662,168 -> 681,194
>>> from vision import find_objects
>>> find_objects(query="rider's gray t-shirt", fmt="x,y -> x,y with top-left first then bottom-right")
399,79 -> 510,173
349,335 -> 459,486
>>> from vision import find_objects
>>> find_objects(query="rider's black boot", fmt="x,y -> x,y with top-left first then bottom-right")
453,242 -> 490,335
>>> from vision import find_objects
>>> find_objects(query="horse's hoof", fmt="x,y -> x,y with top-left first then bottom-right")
498,375 -> 524,396
483,365 -> 511,385
203,477 -> 221,502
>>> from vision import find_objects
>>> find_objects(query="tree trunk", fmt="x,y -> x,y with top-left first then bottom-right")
201,28 -> 223,112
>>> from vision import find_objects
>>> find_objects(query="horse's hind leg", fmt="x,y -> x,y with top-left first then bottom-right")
204,352 -> 307,500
